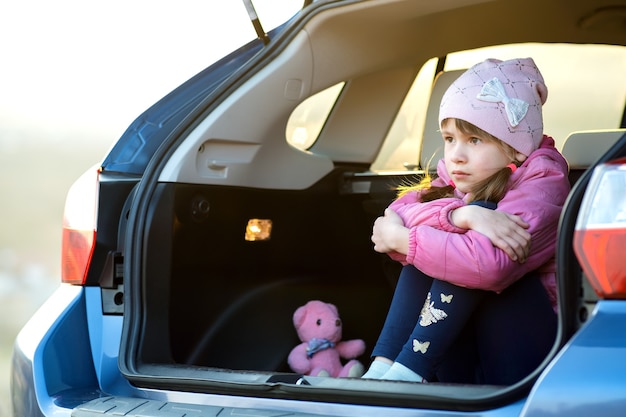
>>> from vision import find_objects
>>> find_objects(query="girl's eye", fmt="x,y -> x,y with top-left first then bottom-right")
443,136 -> 454,143
469,137 -> 482,145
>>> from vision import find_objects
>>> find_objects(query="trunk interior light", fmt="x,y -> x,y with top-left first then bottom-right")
61,166 -> 100,285
245,219 -> 272,241
573,158 -> 626,299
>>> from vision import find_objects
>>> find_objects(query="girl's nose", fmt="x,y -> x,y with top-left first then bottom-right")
448,143 -> 466,163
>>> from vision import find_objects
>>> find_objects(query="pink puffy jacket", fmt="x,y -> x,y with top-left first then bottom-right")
387,135 -> 570,310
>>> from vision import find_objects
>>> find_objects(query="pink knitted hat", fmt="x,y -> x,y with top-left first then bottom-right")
439,58 -> 548,156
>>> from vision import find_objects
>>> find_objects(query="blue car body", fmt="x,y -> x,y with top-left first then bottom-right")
11,0 -> 626,416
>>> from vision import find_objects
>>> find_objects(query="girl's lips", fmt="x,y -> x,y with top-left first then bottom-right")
452,171 -> 469,179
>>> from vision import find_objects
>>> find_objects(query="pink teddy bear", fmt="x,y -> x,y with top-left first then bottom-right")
287,300 -> 366,378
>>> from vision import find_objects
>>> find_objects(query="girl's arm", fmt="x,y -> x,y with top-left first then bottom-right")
372,208 -> 410,255
404,157 -> 570,292
386,190 -> 531,262
450,205 -> 531,262
390,192 -> 468,233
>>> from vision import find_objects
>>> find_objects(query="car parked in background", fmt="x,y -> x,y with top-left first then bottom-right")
11,0 -> 626,416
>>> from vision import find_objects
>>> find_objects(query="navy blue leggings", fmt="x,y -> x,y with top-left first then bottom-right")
371,265 -> 557,384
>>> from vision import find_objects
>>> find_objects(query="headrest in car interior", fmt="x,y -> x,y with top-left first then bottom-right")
420,70 -> 466,171
561,129 -> 626,169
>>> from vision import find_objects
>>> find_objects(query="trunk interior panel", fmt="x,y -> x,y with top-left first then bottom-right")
139,170 -> 407,373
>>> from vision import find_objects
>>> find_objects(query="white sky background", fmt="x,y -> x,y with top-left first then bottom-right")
0,0 -> 300,145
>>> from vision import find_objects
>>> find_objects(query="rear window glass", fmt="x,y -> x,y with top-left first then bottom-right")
286,83 -> 345,150
372,43 -> 626,172
285,43 -> 625,172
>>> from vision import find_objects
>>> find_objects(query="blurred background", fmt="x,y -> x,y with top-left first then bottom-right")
0,1 -> 298,415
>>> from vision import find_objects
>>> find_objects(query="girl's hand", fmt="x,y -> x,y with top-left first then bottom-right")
371,208 -> 409,254
451,205 -> 531,262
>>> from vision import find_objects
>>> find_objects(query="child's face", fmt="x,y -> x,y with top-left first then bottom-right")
441,120 -> 517,194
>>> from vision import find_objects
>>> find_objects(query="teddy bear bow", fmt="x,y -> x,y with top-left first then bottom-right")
306,338 -> 335,358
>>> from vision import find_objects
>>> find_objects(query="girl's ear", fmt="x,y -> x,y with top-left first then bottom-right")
515,152 -> 528,163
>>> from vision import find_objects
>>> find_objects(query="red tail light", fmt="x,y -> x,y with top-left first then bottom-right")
61,166 -> 100,285
573,158 -> 626,299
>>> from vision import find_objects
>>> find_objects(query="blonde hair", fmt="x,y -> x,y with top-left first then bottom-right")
397,118 -> 518,204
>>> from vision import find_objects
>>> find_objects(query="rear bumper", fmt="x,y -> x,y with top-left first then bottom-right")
521,300 -> 626,417
11,285 -> 101,417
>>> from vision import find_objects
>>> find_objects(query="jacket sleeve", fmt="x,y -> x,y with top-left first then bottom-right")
390,194 -> 467,232
389,160 -> 468,232
404,155 -> 570,292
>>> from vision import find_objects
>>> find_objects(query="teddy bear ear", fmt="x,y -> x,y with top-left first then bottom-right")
326,302 -> 339,317
293,304 -> 307,327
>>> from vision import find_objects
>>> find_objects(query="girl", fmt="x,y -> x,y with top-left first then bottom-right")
364,58 -> 570,384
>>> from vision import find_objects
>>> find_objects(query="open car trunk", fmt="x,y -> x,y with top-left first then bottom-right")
139,169 -> 396,372
112,0 -> 626,411
119,169 -> 527,409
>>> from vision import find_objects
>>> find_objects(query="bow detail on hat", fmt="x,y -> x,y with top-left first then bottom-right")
477,77 -> 529,127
